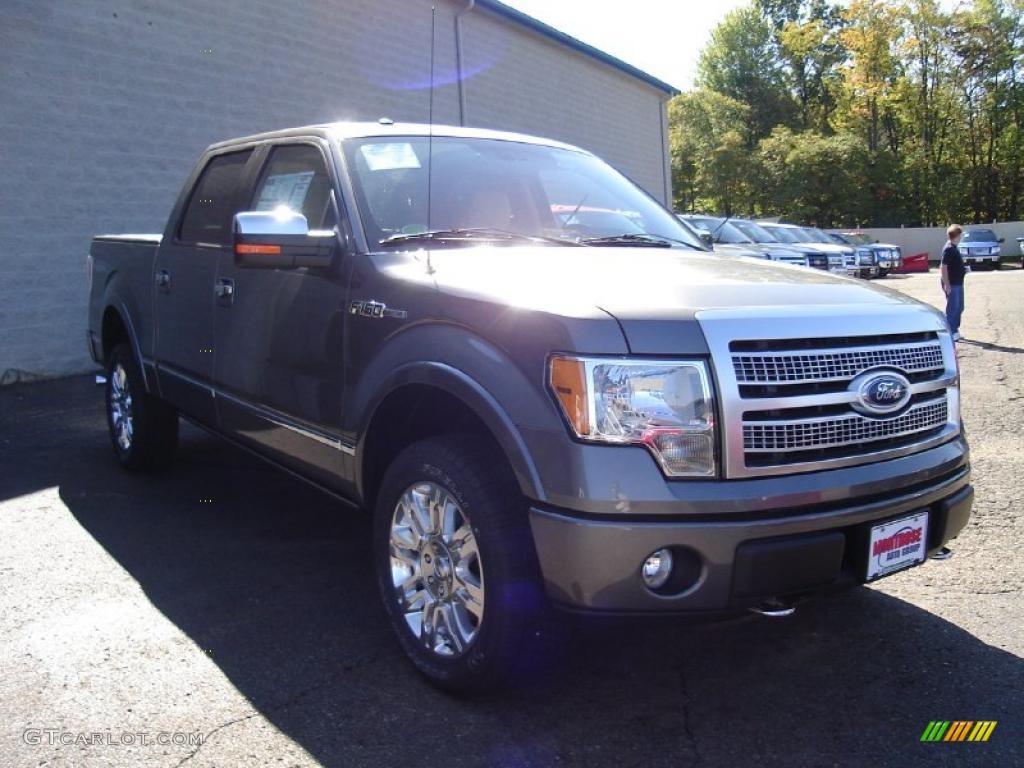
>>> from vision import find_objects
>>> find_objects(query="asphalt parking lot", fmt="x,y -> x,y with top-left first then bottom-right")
1,269 -> 1021,768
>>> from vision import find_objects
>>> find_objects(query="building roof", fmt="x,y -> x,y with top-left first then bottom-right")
476,1 -> 680,96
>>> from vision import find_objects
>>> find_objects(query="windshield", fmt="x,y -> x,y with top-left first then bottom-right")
733,220 -> 779,243
760,225 -> 801,244
844,232 -> 873,245
686,216 -> 754,244
799,227 -> 832,243
962,229 -> 997,242
342,136 -> 705,250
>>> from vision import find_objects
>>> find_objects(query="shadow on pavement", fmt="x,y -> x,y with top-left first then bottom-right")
4,376 -> 1022,767
959,338 -> 1024,355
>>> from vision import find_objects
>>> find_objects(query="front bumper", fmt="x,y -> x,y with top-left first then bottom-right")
529,457 -> 972,614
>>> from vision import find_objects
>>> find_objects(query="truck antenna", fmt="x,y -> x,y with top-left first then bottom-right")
426,5 -> 436,275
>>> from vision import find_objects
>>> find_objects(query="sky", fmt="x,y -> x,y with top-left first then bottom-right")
499,0 -> 750,91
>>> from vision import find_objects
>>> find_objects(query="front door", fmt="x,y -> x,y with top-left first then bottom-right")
213,141 -> 350,488
154,149 -> 254,424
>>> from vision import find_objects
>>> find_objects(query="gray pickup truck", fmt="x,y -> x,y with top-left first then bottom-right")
88,122 -> 973,692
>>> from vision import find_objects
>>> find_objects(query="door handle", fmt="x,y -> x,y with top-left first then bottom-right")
155,269 -> 171,290
214,278 -> 235,302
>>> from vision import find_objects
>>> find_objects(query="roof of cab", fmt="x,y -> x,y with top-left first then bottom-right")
207,122 -> 589,155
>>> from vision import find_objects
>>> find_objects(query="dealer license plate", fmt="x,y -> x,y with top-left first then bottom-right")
866,511 -> 929,581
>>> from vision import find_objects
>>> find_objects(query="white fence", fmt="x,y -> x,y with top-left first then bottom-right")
857,221 -> 1024,262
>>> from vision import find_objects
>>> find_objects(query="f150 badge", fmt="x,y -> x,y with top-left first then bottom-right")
348,300 -> 407,320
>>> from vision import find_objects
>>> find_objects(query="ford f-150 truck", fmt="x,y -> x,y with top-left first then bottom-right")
958,228 -> 1005,269
88,122 -> 973,692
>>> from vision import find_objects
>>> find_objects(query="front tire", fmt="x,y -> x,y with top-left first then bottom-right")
373,435 -> 557,693
106,343 -> 178,470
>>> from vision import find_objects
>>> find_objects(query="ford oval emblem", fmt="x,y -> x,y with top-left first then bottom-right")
850,370 -> 912,415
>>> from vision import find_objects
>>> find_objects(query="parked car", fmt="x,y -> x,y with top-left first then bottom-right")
829,232 -> 902,277
87,122 -> 972,692
959,228 -> 1004,269
678,214 -> 810,266
826,232 -> 878,278
729,219 -> 833,271
674,215 -> 759,258
755,222 -> 851,276
1017,236 -> 1024,268
777,224 -> 860,277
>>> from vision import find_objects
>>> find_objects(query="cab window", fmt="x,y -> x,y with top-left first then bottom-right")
178,150 -> 253,245
252,144 -> 336,229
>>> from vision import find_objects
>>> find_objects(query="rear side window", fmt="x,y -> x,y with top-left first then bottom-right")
252,144 -> 336,229
178,150 -> 253,245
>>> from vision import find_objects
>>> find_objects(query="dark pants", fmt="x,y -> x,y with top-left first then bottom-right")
946,285 -> 964,334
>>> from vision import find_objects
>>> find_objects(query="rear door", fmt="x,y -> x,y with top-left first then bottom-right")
154,148 -> 255,424
212,141 -> 351,487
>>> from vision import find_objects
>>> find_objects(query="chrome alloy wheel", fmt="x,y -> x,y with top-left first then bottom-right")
389,482 -> 484,657
109,363 -> 134,451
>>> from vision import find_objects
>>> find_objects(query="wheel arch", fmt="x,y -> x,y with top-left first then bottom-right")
356,362 -> 545,511
100,302 -> 150,391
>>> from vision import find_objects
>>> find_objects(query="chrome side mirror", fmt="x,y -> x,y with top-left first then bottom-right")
233,209 -> 336,268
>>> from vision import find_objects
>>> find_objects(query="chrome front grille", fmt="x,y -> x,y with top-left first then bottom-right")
732,341 -> 944,384
695,307 -> 961,479
743,397 -> 948,453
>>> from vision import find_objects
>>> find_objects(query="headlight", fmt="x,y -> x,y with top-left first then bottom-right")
549,357 -> 716,477
991,246 -> 1001,255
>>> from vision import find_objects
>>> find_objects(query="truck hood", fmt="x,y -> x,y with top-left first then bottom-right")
374,245 -> 935,353
757,242 -> 825,255
804,242 -> 856,256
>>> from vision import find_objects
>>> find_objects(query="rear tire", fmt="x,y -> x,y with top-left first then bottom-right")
373,435 -> 559,693
106,343 -> 178,470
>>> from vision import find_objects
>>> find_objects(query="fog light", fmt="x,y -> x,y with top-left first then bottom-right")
641,548 -> 673,589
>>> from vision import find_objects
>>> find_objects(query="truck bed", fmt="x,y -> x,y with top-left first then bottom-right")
87,234 -> 163,367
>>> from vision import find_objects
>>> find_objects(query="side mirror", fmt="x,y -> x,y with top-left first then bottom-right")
233,209 -> 336,268
998,237 -> 1005,243
698,231 -> 714,247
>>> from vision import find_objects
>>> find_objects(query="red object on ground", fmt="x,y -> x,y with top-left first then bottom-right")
893,252 -> 930,273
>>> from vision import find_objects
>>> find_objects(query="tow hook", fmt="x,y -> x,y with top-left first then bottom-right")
749,598 -> 797,618
930,546 -> 953,561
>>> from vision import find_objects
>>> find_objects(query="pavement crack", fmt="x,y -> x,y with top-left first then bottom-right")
173,650 -> 381,767
673,659 -> 703,766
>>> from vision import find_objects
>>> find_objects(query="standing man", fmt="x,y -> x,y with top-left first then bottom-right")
940,224 -> 966,341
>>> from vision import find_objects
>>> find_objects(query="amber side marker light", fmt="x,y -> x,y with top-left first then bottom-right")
235,243 -> 281,255
550,357 -> 590,435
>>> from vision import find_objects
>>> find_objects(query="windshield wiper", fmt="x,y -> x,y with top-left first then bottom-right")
579,233 -> 693,248
380,227 -> 582,247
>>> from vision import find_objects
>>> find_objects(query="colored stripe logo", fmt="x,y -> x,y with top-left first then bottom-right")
921,721 -> 997,742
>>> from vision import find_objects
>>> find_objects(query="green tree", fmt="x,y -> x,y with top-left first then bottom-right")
668,90 -> 754,214
757,127 -> 871,225
758,0 -> 849,133
950,0 -> 1024,221
696,5 -> 794,143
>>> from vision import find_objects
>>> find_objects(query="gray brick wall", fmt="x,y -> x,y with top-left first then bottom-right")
0,0 -> 670,379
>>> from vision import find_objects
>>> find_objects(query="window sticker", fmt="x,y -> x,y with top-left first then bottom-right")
255,171 -> 315,211
360,143 -> 422,171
